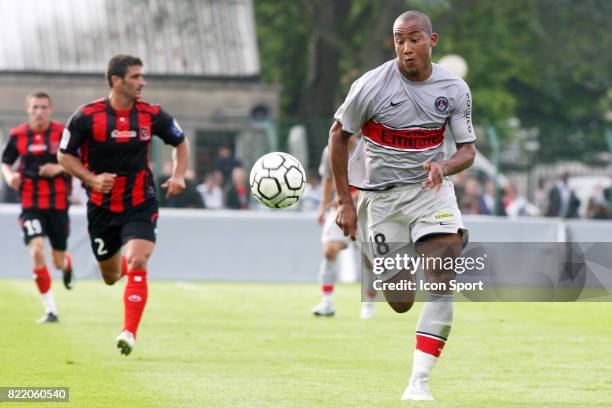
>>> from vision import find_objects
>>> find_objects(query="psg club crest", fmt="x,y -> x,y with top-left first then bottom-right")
140,126 -> 151,141
434,96 -> 449,112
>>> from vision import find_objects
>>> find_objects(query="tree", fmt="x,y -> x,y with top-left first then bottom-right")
255,0 -> 612,160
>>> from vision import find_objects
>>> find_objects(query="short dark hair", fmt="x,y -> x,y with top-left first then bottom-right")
26,91 -> 52,106
106,54 -> 143,88
394,10 -> 433,34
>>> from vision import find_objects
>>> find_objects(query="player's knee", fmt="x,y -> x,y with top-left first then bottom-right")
102,275 -> 118,286
127,255 -> 148,271
51,254 -> 63,269
388,301 -> 414,313
30,247 -> 45,265
324,244 -> 342,260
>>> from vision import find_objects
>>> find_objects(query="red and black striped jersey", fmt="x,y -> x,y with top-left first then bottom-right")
59,98 -> 185,213
1,121 -> 72,210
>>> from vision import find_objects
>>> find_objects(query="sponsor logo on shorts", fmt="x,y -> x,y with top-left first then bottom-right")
128,294 -> 142,302
434,211 -> 455,221
434,96 -> 449,112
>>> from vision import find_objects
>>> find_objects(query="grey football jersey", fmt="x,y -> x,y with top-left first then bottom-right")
334,60 -> 476,190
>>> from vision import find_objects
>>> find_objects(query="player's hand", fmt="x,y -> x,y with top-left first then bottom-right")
317,208 -> 326,225
162,176 -> 186,198
422,161 -> 446,192
8,173 -> 21,190
38,163 -> 63,177
90,173 -> 117,194
336,201 -> 358,241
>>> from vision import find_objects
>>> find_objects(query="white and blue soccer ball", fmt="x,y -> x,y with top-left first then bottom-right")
249,152 -> 306,209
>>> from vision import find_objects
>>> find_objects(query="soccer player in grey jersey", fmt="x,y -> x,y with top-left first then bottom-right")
329,11 -> 476,401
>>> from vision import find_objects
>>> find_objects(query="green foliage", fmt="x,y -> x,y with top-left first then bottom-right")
255,0 -> 611,160
254,2 -> 308,114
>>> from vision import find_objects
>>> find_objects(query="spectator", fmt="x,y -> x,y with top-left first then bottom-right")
533,177 -> 548,215
546,173 -> 580,218
215,146 -> 242,188
504,184 -> 539,217
460,177 -> 489,215
225,167 -> 249,209
197,171 -> 224,209
586,184 -> 611,219
604,184 -> 612,207
299,174 -> 322,212
452,171 -> 468,208
482,180 -> 495,215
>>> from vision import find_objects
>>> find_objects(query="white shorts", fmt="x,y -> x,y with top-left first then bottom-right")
321,207 -> 352,245
357,179 -> 468,278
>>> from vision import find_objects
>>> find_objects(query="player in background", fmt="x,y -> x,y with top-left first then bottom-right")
58,55 -> 189,355
329,11 -> 476,401
312,135 -> 377,319
1,92 -> 74,324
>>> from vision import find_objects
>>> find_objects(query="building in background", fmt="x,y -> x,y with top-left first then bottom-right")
0,0 -> 278,187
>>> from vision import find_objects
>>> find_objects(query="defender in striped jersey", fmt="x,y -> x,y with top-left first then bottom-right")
330,11 -> 477,401
1,91 -> 74,324
58,55 -> 189,355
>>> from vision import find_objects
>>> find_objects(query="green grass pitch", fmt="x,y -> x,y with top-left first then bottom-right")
1,279 -> 611,407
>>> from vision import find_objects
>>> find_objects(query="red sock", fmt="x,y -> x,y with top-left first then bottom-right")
121,256 -> 128,277
123,269 -> 148,337
33,266 -> 51,294
321,284 -> 334,294
416,333 -> 447,358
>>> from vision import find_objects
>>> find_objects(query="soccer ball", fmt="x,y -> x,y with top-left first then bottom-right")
250,152 -> 306,208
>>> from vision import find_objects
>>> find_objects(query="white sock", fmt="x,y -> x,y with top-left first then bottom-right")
319,258 -> 338,287
41,291 -> 57,315
411,349 -> 437,380
322,292 -> 334,305
411,294 -> 453,380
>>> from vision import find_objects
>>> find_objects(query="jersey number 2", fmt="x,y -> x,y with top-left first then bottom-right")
94,238 -> 108,256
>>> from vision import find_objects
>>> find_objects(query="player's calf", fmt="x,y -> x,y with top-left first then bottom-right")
126,254 -> 148,271
387,301 -> 414,313
381,270 -> 416,313
28,239 -> 46,269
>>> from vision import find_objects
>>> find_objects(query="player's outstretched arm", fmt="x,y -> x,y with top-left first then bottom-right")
329,121 -> 357,240
57,151 -> 116,194
161,139 -> 189,198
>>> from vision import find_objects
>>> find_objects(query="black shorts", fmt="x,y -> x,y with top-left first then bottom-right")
19,209 -> 70,251
87,200 -> 159,261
